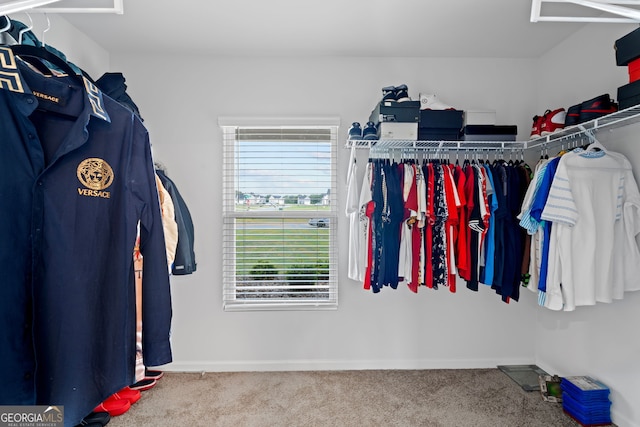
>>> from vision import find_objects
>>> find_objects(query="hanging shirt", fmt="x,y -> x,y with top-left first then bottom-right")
516,164 -> 533,289
358,161 -> 374,288
517,158 -> 551,294
453,165 -> 469,280
443,165 -> 461,291
431,163 -> 449,289
156,174 -> 179,271
466,164 -> 483,291
380,161 -> 404,289
529,157 -> 561,306
475,164 -> 490,282
459,163 -> 475,282
500,163 -> 524,303
490,163 -> 508,294
541,148 -> 640,310
0,48 -> 172,427
155,169 -> 197,275
480,164 -> 498,286
399,163 -> 418,291
345,143 -> 360,281
414,163 -> 427,288
370,159 -> 385,292
424,163 -> 435,287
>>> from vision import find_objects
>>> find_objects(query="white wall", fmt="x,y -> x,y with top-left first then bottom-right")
536,23 -> 640,427
103,54 -> 542,373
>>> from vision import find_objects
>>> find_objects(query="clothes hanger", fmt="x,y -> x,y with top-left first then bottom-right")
17,13 -> 33,44
7,13 -> 83,85
15,15 -> 57,76
9,44 -> 83,85
582,129 -> 606,152
40,13 -> 50,47
1,15 -> 11,33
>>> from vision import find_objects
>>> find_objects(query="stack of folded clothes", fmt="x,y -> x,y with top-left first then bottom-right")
561,376 -> 612,427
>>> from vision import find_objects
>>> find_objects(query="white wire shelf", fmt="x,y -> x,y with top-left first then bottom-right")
346,138 -> 523,153
345,104 -> 640,153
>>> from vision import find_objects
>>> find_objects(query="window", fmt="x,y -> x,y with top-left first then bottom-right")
220,117 -> 339,311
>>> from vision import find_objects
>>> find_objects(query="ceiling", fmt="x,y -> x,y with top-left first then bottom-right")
5,0 -> 626,58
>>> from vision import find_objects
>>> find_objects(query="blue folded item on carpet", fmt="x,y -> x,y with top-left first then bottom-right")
563,409 -> 612,427
563,392 -> 611,416
561,376 -> 610,402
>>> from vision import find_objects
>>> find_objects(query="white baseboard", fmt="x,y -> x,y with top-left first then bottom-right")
610,411 -> 638,427
161,358 -> 536,373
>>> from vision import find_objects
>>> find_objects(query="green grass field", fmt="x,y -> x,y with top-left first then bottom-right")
235,226 -> 329,276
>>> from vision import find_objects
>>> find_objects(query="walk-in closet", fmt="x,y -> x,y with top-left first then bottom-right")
1,1 -> 639,426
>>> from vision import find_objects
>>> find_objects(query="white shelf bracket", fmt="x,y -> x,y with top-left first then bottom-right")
531,0 -> 640,23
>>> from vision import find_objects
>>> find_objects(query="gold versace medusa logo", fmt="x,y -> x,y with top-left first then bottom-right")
77,158 -> 114,190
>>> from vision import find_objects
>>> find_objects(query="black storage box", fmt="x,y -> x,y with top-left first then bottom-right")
418,109 -> 464,140
615,27 -> 640,66
369,100 -> 420,124
463,125 -> 517,141
618,79 -> 640,110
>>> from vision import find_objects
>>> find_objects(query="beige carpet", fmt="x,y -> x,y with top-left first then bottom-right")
105,369 -> 586,427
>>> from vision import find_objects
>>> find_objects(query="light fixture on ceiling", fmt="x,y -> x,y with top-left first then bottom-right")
531,0 -> 640,23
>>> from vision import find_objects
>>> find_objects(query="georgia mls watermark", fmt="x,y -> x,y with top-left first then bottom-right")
0,406 -> 63,427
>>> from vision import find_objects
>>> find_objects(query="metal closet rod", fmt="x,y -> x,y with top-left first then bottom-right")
531,0 -> 640,23
369,147 -> 524,156
0,0 -> 123,15
345,140 -> 523,151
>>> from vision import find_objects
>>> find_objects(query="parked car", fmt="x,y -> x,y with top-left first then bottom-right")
308,218 -> 329,228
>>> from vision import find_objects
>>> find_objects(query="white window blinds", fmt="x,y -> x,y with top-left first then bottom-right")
220,119 -> 338,310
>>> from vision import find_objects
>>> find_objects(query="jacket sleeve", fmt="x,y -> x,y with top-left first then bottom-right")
135,125 -> 173,367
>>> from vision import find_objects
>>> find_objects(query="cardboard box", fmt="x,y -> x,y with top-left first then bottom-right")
464,110 -> 497,125
369,100 -> 420,124
377,122 -> 418,140
615,27 -> 640,66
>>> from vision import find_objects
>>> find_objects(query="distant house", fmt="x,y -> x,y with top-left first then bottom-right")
237,194 -> 266,205
269,195 -> 285,205
321,194 -> 330,206
297,195 -> 311,205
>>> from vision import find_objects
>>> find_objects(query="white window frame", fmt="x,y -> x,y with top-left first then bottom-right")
219,117 -> 339,311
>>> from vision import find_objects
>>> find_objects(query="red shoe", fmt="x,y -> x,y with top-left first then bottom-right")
530,114 -> 544,137
540,108 -> 566,135
105,387 -> 141,405
94,398 -> 131,417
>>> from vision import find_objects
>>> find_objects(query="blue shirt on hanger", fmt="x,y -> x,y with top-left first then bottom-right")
0,47 -> 172,427
530,156 -> 561,304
